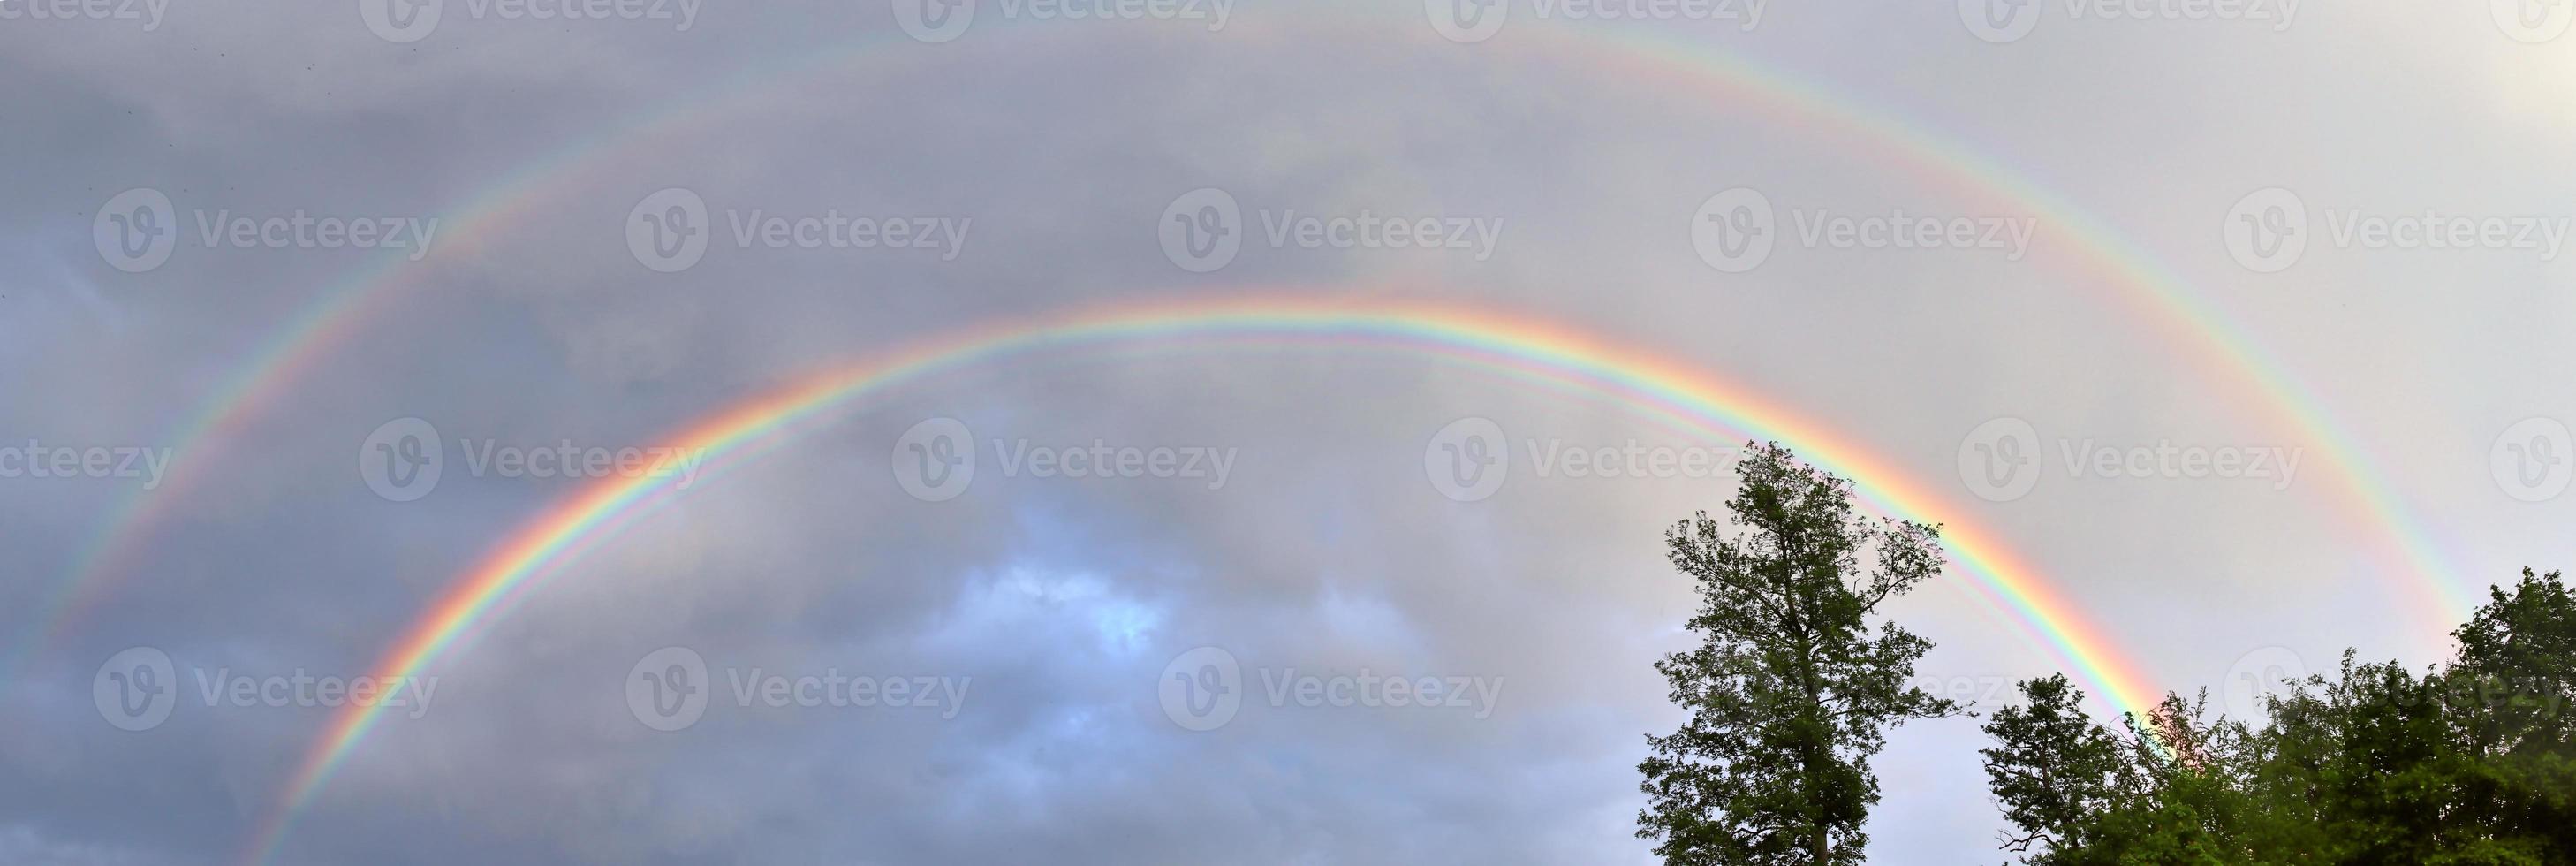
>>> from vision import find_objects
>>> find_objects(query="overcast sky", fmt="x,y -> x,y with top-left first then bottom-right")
4,1 -> 2574,863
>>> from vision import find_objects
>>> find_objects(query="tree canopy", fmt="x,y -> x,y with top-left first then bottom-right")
1981,569 -> 2575,865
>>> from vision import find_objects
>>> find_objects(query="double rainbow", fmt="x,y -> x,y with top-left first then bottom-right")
0,11 -> 2460,862
28,9 -> 2467,672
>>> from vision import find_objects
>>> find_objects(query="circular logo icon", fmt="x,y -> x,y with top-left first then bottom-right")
1691,187 -> 1775,273
2224,187 -> 2307,274
2494,0 -> 2574,42
891,417 -> 976,502
2491,416 -> 2572,502
94,187 -> 178,274
2221,645 -> 2306,721
359,0 -> 445,43
893,0 -> 977,42
1159,646 -> 1242,732
1959,0 -> 2040,42
94,647 -> 178,732
1424,417 -> 1510,503
627,187 -> 710,273
1958,416 -> 2042,503
360,417 -> 444,502
1158,187 -> 1242,273
627,646 -> 710,732
1426,0 -> 1508,43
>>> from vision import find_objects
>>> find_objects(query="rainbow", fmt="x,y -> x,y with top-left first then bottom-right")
241,294 -> 2163,864
20,12 -> 2471,680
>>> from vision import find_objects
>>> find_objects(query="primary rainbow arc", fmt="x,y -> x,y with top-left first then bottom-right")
242,294 -> 2164,864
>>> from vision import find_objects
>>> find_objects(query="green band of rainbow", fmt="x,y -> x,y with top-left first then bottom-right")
242,294 -> 2161,864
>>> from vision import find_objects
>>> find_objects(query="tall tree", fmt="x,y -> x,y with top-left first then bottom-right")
1637,443 -> 1959,865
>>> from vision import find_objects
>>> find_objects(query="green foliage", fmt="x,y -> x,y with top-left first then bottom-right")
1637,443 -> 1958,865
1981,570 -> 2576,866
